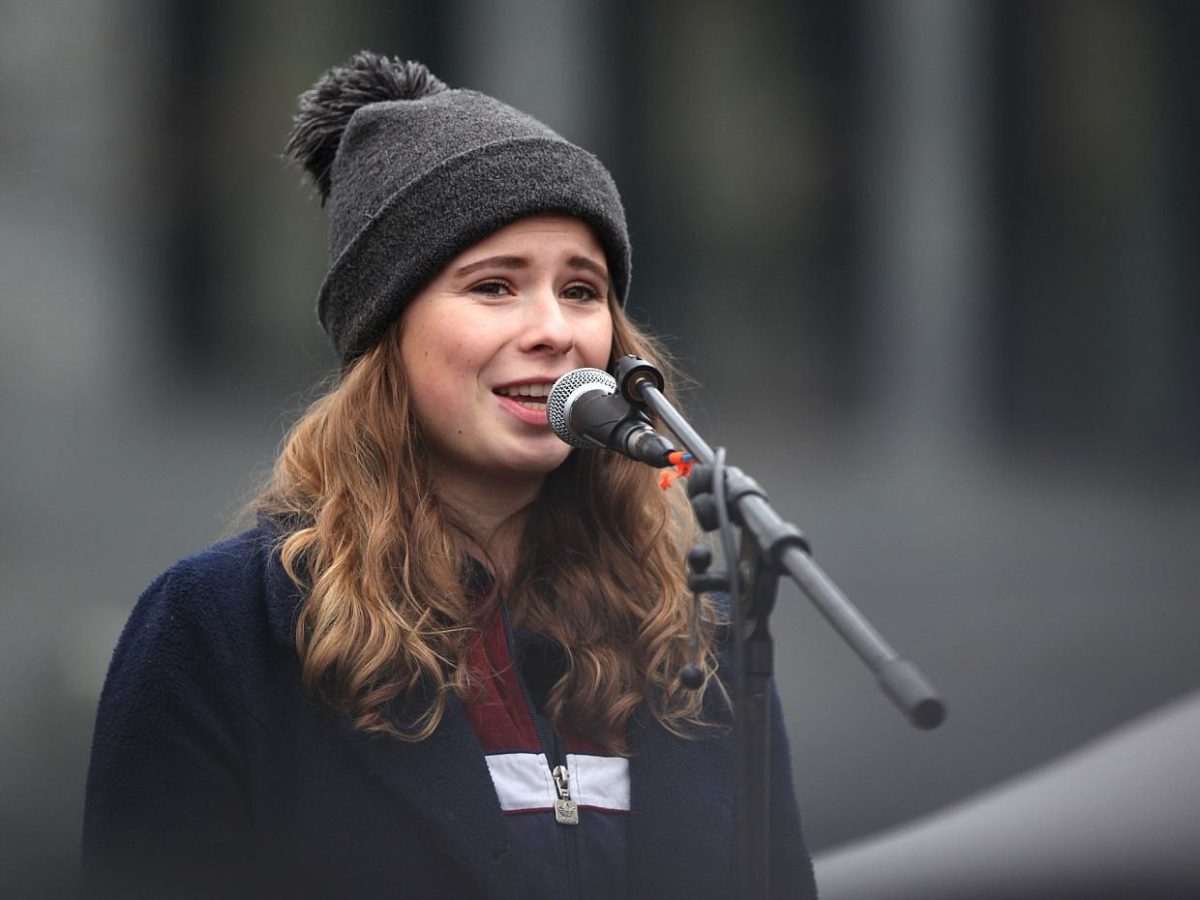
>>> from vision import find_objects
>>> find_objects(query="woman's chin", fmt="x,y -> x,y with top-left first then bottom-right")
518,452 -> 575,476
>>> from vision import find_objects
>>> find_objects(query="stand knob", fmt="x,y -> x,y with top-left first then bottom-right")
679,663 -> 705,690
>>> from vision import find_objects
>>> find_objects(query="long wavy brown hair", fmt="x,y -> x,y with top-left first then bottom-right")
254,301 -> 721,754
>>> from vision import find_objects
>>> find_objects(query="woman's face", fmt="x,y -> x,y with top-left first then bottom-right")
400,214 -> 614,486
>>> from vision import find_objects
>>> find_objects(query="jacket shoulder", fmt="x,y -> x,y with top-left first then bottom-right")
104,527 -> 276,699
162,526 -> 272,613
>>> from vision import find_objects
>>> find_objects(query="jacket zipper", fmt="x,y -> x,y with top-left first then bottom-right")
541,712 -> 582,900
497,600 -> 583,897
551,763 -> 579,825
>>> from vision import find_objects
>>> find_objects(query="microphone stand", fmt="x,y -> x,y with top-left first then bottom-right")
613,357 -> 946,900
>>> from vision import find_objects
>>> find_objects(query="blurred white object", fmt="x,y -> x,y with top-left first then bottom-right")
815,688 -> 1200,899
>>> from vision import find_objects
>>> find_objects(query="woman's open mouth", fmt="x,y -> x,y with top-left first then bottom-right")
493,383 -> 552,411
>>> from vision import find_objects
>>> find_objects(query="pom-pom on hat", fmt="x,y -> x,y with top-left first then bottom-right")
285,51 -> 631,365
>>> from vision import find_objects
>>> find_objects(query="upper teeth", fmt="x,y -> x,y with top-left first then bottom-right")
498,383 -> 552,398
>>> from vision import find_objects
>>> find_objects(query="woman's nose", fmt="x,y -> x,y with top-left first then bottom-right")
517,290 -> 575,355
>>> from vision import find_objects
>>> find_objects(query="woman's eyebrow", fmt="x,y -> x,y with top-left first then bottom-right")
453,254 -> 609,282
568,256 -> 609,283
453,255 -> 527,277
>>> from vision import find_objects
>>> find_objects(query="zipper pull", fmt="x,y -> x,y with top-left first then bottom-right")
551,764 -> 579,826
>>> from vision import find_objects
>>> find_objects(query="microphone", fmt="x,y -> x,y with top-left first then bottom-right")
547,368 -> 677,467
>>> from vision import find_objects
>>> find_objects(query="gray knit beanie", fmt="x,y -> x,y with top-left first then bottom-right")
284,51 -> 631,365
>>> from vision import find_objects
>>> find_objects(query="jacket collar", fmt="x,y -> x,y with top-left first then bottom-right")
257,515 -> 493,649
256,514 -> 308,648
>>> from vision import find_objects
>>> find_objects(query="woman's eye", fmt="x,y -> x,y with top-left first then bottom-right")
470,280 -> 512,297
562,283 -> 601,302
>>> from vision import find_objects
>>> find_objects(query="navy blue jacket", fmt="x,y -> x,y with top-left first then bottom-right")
83,524 -> 817,899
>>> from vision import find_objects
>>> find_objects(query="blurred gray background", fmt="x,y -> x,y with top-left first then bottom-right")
3,0 -> 1198,896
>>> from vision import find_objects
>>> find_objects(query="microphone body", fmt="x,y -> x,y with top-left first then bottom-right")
548,368 -> 676,467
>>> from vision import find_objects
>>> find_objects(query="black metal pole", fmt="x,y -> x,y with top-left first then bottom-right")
734,544 -> 783,900
631,377 -> 946,730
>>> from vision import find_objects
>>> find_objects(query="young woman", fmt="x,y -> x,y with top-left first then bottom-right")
83,52 -> 817,900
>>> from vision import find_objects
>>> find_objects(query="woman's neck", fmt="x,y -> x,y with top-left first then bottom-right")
429,464 -> 542,585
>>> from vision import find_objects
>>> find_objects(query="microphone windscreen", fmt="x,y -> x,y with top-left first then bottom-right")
548,368 -> 616,447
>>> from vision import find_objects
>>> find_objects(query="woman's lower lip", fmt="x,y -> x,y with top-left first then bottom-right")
495,393 -> 550,426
